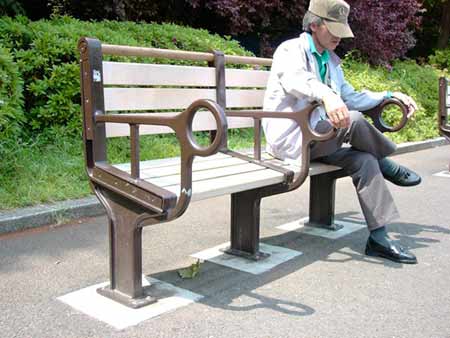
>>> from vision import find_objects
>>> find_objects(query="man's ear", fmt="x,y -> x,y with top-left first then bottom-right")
310,22 -> 319,33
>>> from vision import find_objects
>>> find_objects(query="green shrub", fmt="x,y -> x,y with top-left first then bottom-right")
0,15 -> 252,136
342,55 -> 446,143
0,46 -> 24,145
429,47 -> 450,71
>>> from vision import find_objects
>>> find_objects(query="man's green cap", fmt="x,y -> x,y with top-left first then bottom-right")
308,0 -> 354,38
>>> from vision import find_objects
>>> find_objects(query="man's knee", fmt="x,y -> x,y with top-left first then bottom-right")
349,111 -> 365,124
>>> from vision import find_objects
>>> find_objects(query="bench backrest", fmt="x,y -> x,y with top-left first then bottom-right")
98,45 -> 272,138
439,77 -> 450,139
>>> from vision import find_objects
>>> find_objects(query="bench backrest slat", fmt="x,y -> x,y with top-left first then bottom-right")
103,61 -> 270,87
104,88 -> 265,111
105,112 -> 254,137
104,88 -> 217,111
103,62 -> 216,86
102,60 -> 269,138
225,68 -> 269,87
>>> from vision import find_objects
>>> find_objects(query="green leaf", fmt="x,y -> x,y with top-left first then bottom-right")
177,259 -> 202,279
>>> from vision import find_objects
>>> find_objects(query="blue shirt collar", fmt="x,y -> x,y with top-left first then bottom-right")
306,33 -> 330,63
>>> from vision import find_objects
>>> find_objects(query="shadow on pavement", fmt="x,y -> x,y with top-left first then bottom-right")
150,214 -> 450,316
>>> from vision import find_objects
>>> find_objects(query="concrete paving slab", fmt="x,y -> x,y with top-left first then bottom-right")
58,277 -> 203,330
433,170 -> 450,178
191,242 -> 303,275
276,217 -> 366,239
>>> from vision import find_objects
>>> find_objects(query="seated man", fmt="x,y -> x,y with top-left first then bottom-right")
262,0 -> 421,264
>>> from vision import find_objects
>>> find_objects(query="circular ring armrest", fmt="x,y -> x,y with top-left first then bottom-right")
167,99 -> 228,221
363,98 -> 409,133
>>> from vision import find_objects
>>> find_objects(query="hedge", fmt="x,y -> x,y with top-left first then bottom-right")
342,56 -> 445,143
0,15 -> 252,137
0,46 -> 24,142
0,16 -> 446,144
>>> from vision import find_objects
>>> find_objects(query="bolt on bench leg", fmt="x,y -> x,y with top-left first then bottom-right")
96,189 -> 157,309
307,173 -> 343,231
224,189 -> 270,261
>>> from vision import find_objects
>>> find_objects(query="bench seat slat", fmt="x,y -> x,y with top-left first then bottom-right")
165,168 -> 285,202
112,152 -> 342,202
114,151 -> 233,172
146,162 -> 270,186
139,157 -> 252,179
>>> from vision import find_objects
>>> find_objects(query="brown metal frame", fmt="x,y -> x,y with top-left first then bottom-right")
363,98 -> 410,133
78,37 -> 411,307
439,77 -> 450,139
438,77 -> 450,171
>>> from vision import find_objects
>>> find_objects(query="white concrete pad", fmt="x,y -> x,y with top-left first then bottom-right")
341,216 -> 366,224
57,277 -> 203,330
433,170 -> 450,178
276,217 -> 310,231
191,242 -> 302,275
276,218 -> 366,239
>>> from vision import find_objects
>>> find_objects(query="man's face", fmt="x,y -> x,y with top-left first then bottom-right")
310,22 -> 341,53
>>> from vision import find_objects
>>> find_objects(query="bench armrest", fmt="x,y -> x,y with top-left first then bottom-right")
95,99 -> 228,221
226,102 -> 337,192
362,98 -> 410,133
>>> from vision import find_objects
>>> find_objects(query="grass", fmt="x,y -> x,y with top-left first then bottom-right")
0,135 -> 89,209
0,129 -> 256,210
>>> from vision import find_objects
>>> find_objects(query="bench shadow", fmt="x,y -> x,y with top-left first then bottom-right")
150,212 -> 450,316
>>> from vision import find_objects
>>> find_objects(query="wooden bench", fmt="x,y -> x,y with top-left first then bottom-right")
78,37 -> 409,308
439,77 -> 450,170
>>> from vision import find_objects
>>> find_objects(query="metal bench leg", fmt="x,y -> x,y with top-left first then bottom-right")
307,173 -> 343,231
224,189 -> 270,261
95,188 -> 157,309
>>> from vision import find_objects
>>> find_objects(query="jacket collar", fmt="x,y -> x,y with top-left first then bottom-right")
298,32 -> 341,67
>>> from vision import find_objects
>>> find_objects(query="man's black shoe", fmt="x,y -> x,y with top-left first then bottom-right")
382,164 -> 421,187
365,236 -> 417,264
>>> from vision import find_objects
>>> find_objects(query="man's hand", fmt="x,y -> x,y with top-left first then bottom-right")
392,92 -> 418,118
323,94 -> 350,129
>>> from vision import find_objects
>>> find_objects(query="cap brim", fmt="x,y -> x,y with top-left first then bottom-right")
324,20 -> 354,38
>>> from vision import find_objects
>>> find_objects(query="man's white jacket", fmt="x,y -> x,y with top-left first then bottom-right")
262,32 -> 386,160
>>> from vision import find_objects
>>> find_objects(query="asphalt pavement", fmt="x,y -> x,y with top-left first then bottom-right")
1,144 -> 450,338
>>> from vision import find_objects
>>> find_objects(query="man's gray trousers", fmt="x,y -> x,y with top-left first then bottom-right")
310,111 -> 400,230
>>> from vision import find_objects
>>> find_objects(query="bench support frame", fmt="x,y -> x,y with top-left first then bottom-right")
307,170 -> 346,230
225,188 -> 269,260
95,187 -> 161,308
438,77 -> 450,171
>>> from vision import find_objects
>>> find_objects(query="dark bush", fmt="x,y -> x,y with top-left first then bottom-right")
342,0 -> 422,65
0,0 -> 25,16
0,16 -> 251,136
189,0 -> 308,55
20,0 -> 424,64
189,0 -> 423,64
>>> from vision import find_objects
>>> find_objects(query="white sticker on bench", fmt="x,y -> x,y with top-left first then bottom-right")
276,218 -> 366,239
433,170 -> 450,178
57,277 -> 203,330
191,242 -> 302,275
